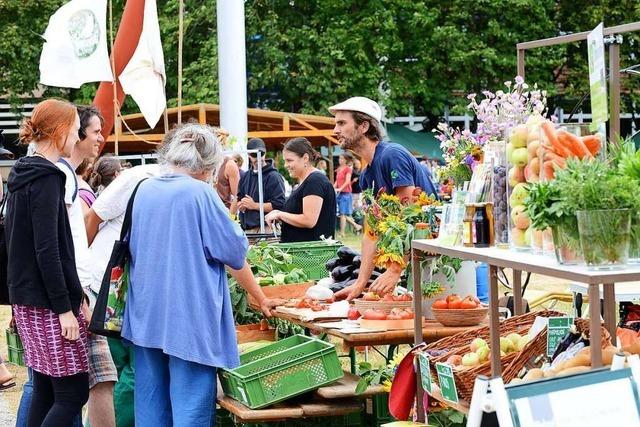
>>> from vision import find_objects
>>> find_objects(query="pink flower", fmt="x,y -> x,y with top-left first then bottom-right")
515,76 -> 524,85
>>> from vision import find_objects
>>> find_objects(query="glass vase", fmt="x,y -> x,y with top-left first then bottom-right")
576,209 -> 631,270
551,221 -> 582,265
488,141 -> 509,248
628,212 -> 640,264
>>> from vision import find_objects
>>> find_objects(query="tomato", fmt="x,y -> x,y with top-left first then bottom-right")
363,309 -> 387,320
399,309 -> 414,320
382,294 -> 395,302
446,294 -> 461,303
296,299 -> 310,309
347,307 -> 361,320
448,298 -> 463,309
363,292 -> 381,301
386,313 -> 403,320
397,294 -> 413,302
460,298 -> 478,309
432,299 -> 448,310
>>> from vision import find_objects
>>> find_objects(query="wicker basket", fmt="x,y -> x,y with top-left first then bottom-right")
353,299 -> 412,314
431,306 -> 488,327
424,310 -> 565,401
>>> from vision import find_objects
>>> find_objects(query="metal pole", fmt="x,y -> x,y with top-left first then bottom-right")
257,151 -> 265,234
609,40 -> 621,142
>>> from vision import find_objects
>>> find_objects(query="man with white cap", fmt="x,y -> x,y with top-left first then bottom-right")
330,96 -> 438,300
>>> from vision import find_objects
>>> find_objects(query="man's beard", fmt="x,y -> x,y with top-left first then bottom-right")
340,133 -> 363,151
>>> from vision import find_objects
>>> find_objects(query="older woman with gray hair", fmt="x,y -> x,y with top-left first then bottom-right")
121,123 -> 281,426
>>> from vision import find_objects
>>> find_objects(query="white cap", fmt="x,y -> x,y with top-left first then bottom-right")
328,97 -> 382,122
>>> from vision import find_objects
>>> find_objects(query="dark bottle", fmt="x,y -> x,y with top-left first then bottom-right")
473,204 -> 490,248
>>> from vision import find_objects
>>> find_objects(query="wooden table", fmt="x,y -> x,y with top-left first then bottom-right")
410,239 -> 640,422
218,371 -> 383,423
273,311 -> 484,372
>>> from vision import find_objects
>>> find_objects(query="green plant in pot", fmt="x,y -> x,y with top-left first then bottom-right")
557,158 -> 640,269
525,179 -> 581,264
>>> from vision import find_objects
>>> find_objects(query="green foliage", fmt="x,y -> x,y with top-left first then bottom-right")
429,408 -> 466,427
2,1 -> 639,121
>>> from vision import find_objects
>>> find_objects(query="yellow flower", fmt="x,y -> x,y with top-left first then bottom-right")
377,221 -> 389,234
375,250 -> 407,269
416,192 -> 438,207
382,379 -> 393,393
379,193 -> 401,204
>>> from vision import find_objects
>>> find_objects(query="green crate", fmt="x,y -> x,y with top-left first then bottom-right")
5,328 -> 23,350
7,346 -> 25,367
366,393 -> 393,425
220,335 -> 343,409
273,241 -> 341,280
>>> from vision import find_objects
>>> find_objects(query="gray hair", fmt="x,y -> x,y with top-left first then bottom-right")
157,123 -> 224,174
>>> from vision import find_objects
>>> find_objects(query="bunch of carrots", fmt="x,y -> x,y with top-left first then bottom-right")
540,121 -> 601,180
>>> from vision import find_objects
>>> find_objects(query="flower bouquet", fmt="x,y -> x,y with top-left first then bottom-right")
434,124 -> 485,187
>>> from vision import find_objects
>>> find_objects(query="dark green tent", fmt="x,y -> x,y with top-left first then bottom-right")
385,123 -> 443,161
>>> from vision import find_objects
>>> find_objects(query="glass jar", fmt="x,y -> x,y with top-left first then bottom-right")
577,209 -> 631,270
488,142 -> 509,248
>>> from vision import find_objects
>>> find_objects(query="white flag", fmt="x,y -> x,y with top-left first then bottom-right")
39,0 -> 113,88
119,0 -> 166,129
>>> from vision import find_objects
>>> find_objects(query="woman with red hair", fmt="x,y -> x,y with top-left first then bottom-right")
5,99 -> 90,426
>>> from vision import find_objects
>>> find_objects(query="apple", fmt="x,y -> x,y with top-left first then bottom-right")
527,173 -> 539,183
511,206 -> 531,230
515,335 -> 530,351
506,143 -> 515,164
529,157 -> 540,176
512,147 -> 528,167
470,337 -> 488,352
509,124 -> 528,148
476,346 -> 490,363
511,228 -> 527,247
446,355 -> 462,366
500,337 -> 513,354
462,352 -> 480,367
533,229 -> 543,248
508,166 -> 526,188
527,140 -> 541,160
509,183 -> 529,207
524,227 -> 532,246
526,114 -> 543,127
506,333 -> 522,347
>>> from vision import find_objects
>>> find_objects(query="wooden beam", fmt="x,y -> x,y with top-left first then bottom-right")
610,42 -> 621,142
198,104 -> 207,124
283,115 -> 290,131
106,133 -> 164,142
248,130 -> 336,138
516,22 -> 640,51
517,49 -> 526,79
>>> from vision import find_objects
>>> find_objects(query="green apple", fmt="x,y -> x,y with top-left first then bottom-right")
500,337 -> 512,354
476,346 -> 490,363
509,183 -> 529,207
470,337 -> 488,352
506,143 -> 515,164
462,352 -> 480,367
509,124 -> 528,148
511,228 -> 527,247
506,333 -> 522,347
512,147 -> 528,167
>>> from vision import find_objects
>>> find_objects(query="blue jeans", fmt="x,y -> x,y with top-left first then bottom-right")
16,368 -> 84,427
134,345 -> 217,427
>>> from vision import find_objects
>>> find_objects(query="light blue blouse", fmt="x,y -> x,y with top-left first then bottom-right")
122,174 -> 247,368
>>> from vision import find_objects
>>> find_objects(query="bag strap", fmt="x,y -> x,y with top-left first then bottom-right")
119,178 -> 148,242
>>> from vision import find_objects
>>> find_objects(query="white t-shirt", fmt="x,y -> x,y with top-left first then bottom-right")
89,164 -> 162,294
56,159 -> 93,289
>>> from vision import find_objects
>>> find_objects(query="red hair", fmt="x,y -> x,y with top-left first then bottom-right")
19,99 -> 77,150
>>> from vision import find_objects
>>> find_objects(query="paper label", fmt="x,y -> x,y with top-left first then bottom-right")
547,316 -> 574,357
587,23 -> 608,130
436,362 -> 459,404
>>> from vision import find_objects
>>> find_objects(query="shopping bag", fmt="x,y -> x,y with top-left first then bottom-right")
89,179 -> 146,338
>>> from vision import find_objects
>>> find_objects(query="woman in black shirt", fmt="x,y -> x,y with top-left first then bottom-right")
265,138 -> 336,242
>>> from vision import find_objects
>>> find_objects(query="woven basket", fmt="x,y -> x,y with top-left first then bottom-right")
501,317 -> 612,382
424,310 -> 565,401
431,306 -> 488,327
354,299 -> 412,314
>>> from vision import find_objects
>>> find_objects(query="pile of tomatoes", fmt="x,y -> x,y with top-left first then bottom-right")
361,292 -> 412,302
349,307 -> 415,321
432,294 -> 482,310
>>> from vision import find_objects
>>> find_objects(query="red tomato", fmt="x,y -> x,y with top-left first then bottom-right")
460,298 -> 478,309
399,309 -> 414,320
386,313 -> 403,320
347,307 -> 361,320
446,294 -> 461,303
363,309 -> 387,320
397,294 -> 412,302
382,294 -> 395,302
363,292 -> 381,301
432,299 -> 448,310
448,298 -> 463,309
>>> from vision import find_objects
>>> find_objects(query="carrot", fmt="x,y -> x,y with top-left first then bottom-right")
557,130 -> 593,159
581,135 -> 601,156
543,150 -> 567,168
542,121 -> 573,158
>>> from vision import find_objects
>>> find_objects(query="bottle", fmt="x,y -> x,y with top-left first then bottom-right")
414,222 -> 429,240
473,204 -> 491,247
462,204 -> 475,247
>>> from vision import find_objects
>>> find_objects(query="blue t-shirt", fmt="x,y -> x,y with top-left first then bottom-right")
122,174 -> 247,369
359,141 -> 438,197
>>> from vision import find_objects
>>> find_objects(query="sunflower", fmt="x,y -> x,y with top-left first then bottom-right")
375,250 -> 406,269
382,379 -> 393,393
416,192 -> 438,207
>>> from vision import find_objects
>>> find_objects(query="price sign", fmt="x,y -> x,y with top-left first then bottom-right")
547,316 -> 574,357
435,362 -> 458,404
418,353 -> 432,394
587,22 -> 608,131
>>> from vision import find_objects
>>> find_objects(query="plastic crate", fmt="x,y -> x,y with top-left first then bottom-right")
5,328 -> 23,350
273,241 -> 341,280
366,393 -> 393,425
220,335 -> 343,409
7,346 -> 25,366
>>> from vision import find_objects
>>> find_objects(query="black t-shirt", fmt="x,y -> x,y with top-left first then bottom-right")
280,172 -> 336,243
